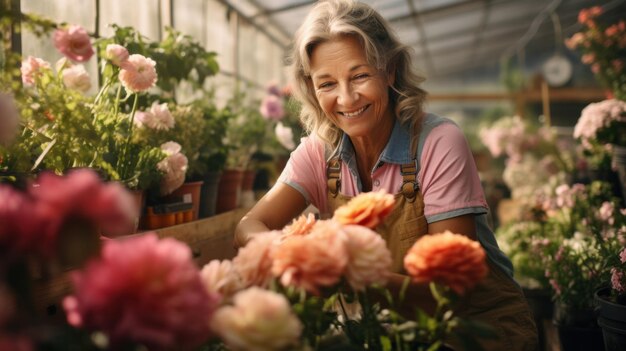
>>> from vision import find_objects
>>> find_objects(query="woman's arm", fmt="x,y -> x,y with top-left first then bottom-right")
234,182 -> 308,248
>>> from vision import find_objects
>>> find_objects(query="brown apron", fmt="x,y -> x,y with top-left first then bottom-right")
325,140 -> 538,351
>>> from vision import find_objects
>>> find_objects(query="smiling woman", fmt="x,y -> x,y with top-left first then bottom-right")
234,0 -> 539,350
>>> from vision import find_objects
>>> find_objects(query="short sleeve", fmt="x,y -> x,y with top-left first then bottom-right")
277,136 -> 328,213
419,123 -> 488,222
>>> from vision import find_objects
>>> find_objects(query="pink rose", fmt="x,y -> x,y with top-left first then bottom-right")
61,64 -> 91,92
342,224 -> 392,291
134,102 -> 174,130
105,44 -> 129,67
118,54 -> 157,93
53,25 -> 94,62
272,220 -> 348,294
259,94 -> 285,121
63,234 -> 219,350
233,231 -> 280,288
20,56 -> 51,86
211,287 -> 302,351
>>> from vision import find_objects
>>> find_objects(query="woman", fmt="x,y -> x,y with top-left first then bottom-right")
235,0 -> 538,349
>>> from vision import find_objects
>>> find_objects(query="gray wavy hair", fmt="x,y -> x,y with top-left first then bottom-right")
288,0 -> 428,149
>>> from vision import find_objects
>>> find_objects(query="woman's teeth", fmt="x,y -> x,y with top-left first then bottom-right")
342,105 -> 367,118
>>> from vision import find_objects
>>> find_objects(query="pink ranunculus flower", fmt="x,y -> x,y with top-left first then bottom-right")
342,224 -> 392,291
61,64 -> 91,92
200,259 -> 243,300
134,102 -> 174,130
63,234 -> 219,350
53,25 -> 94,62
157,141 -> 188,195
259,94 -> 285,121
233,231 -> 281,288
272,220 -> 348,294
332,190 -> 395,229
32,170 -> 138,237
275,122 -> 295,150
211,287 -> 302,351
0,93 -> 20,147
20,56 -> 51,86
104,44 -> 129,67
118,54 -> 157,93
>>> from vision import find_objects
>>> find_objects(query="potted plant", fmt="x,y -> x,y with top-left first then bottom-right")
595,247 -> 626,351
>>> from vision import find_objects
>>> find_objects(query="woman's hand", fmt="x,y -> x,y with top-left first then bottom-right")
234,183 -> 308,248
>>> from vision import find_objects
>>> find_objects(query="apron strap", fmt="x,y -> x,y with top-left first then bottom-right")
327,157 -> 341,197
399,119 -> 421,202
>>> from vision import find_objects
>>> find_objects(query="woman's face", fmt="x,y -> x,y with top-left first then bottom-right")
309,36 -> 394,140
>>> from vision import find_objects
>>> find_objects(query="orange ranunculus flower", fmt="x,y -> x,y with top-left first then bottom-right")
272,220 -> 348,294
282,213 -> 317,238
332,190 -> 395,228
404,231 -> 488,295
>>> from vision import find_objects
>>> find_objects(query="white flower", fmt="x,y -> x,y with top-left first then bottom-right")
62,64 -> 91,92
275,122 -> 295,150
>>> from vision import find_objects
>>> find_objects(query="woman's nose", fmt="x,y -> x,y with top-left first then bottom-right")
337,83 -> 358,106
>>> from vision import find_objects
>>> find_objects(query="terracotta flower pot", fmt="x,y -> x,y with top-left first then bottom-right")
216,169 -> 243,214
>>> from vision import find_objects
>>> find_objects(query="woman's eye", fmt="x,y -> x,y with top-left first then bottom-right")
354,74 -> 369,80
318,82 -> 334,89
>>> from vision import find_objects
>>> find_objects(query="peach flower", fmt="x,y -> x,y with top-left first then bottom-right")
118,54 -> 157,93
333,190 -> 395,228
61,64 -> 91,92
342,224 -> 392,291
20,56 -> 51,86
200,259 -> 243,300
211,287 -> 302,351
272,220 -> 348,294
282,213 -> 316,238
53,25 -> 94,62
105,44 -> 129,67
63,234 -> 219,350
233,231 -> 280,288
404,231 -> 488,295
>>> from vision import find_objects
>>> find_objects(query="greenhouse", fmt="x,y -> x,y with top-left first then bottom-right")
1,0 -> 626,350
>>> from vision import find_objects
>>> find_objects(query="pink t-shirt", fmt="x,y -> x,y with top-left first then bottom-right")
278,121 -> 488,222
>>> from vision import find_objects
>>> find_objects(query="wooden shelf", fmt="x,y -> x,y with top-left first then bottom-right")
30,208 -> 248,320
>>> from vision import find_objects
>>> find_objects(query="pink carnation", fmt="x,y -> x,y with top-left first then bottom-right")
200,259 -> 243,300
63,234 -> 219,350
233,231 -> 280,288
211,287 -> 302,351
272,220 -> 348,294
118,54 -> 157,93
259,94 -> 285,121
53,25 -> 94,62
342,225 -> 392,291
573,99 -> 626,148
105,44 -> 129,67
20,56 -> 51,86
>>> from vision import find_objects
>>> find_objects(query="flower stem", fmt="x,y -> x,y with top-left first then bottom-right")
119,93 -> 139,181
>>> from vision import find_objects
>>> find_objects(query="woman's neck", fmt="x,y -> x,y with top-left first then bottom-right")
350,117 -> 394,191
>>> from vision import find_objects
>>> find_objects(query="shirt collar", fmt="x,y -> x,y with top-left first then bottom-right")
335,119 -> 414,165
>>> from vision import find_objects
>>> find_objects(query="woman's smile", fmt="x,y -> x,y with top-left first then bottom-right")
339,104 -> 370,119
